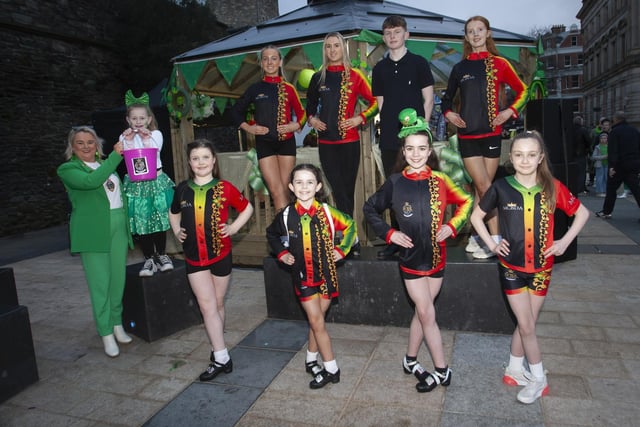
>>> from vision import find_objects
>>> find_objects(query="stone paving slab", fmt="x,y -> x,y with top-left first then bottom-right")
444,333 -> 543,423
2,199 -> 640,426
144,382 -> 263,427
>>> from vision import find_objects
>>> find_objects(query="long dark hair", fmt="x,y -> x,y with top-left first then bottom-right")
393,131 -> 440,173
289,163 -> 327,202
186,139 -> 220,180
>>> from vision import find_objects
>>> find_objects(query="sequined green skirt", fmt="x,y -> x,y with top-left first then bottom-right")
123,172 -> 174,235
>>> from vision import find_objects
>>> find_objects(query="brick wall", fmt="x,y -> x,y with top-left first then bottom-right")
0,1 -> 126,236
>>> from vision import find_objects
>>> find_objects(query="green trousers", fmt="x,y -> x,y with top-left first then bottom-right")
80,208 -> 129,337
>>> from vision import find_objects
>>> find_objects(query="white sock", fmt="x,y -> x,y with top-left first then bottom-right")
323,359 -> 338,374
508,354 -> 525,371
491,235 -> 502,244
529,362 -> 545,380
306,350 -> 319,363
213,348 -> 230,364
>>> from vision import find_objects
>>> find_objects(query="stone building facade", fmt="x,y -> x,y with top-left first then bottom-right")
208,0 -> 278,31
578,0 -> 640,127
539,24 -> 585,114
0,0 -> 278,237
0,1 -> 126,236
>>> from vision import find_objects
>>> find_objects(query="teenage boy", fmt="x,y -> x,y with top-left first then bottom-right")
372,15 -> 435,259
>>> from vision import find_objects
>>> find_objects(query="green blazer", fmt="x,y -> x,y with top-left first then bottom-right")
57,151 -> 134,253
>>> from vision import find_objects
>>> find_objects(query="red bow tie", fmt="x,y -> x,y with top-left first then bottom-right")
403,169 -> 431,180
296,203 -> 317,217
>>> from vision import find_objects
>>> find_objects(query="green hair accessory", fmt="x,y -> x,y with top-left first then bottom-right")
125,90 -> 150,107
397,108 -> 431,139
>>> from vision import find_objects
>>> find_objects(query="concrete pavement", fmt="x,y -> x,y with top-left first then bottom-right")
1,192 -> 639,426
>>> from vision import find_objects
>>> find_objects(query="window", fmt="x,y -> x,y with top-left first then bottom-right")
571,75 -> 579,88
571,36 -> 578,46
546,39 -> 552,49
577,54 -> 584,66
547,58 -> 556,69
565,56 -> 571,67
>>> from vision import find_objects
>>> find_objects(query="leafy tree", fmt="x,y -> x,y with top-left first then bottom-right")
527,25 -> 552,39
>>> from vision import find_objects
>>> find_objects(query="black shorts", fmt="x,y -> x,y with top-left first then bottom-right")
459,135 -> 502,159
295,280 -> 337,302
185,252 -> 232,276
256,137 -> 297,159
498,263 -> 552,296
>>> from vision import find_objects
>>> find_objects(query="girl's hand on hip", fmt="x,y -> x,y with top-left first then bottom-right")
248,124 -> 269,135
389,230 -> 413,249
310,116 -> 327,131
174,228 -> 186,243
219,223 -> 235,238
277,121 -> 299,135
543,240 -> 568,258
492,238 -> 510,256
436,225 -> 453,242
445,111 -> 466,128
340,116 -> 363,131
280,252 -> 295,265
492,110 -> 513,127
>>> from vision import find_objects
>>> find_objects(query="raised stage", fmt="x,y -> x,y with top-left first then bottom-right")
263,245 -> 517,335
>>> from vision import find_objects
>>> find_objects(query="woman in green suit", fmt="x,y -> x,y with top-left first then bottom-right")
57,126 -> 134,357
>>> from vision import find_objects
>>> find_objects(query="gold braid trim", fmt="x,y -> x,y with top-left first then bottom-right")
484,56 -> 498,131
277,82 -> 287,141
428,177 -> 442,268
538,191 -> 550,266
316,207 -> 338,295
210,182 -> 224,256
338,70 -> 350,139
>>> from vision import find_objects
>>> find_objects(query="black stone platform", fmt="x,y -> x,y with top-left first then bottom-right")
0,268 -> 38,403
123,259 -> 202,342
264,246 -> 516,334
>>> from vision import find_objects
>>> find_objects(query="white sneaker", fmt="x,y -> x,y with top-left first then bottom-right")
155,254 -> 174,272
517,376 -> 549,404
113,325 -> 132,344
503,366 -> 533,386
465,236 -> 480,253
102,334 -> 120,357
473,245 -> 496,259
617,192 -> 629,199
139,258 -> 157,277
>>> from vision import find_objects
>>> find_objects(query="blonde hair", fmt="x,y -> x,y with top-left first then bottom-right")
64,126 -> 104,160
126,104 -> 158,131
317,32 -> 351,86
